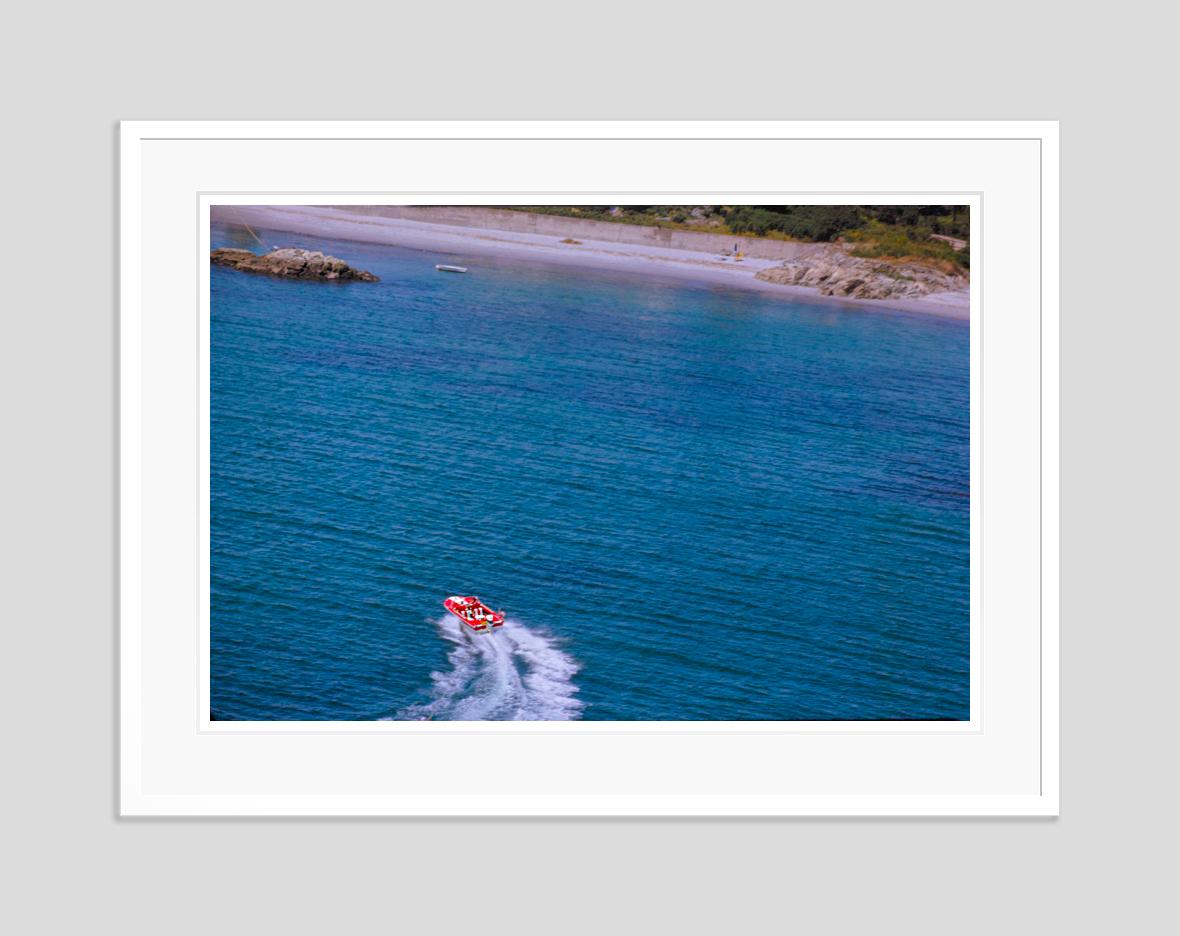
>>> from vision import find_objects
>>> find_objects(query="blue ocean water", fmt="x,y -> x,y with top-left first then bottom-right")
210,222 -> 969,721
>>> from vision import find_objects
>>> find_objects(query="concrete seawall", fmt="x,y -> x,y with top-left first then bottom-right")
328,206 -> 827,261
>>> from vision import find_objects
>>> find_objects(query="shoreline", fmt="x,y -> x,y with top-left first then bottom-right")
210,205 -> 969,320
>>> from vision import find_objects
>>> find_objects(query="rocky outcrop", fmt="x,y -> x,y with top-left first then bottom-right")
755,246 -> 965,301
210,247 -> 378,282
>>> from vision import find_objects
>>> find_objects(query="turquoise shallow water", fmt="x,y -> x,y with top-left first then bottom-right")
210,222 -> 970,720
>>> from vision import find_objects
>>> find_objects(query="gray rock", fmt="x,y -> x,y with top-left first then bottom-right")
210,247 -> 378,282
755,246 -> 965,301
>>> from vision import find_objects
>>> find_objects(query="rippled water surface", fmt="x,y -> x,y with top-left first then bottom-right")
210,222 -> 970,720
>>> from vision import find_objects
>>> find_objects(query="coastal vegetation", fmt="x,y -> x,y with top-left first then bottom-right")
508,205 -> 970,272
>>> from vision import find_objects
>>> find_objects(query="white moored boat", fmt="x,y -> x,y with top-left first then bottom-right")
435,264 -> 468,274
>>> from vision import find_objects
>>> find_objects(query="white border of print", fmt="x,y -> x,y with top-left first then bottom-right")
120,121 -> 1059,816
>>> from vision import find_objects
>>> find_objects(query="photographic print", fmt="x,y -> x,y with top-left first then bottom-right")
208,203 -> 971,723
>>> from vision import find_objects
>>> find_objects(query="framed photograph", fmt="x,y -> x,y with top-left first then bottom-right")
120,121 -> 1058,815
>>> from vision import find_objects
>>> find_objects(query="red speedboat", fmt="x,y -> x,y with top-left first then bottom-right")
443,595 -> 505,633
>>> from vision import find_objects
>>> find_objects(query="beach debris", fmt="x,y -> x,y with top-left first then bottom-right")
210,247 -> 378,282
560,237 -> 582,245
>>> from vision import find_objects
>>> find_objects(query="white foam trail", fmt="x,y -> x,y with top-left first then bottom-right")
400,616 -> 583,721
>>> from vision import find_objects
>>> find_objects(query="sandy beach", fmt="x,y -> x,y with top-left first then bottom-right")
210,205 -> 969,319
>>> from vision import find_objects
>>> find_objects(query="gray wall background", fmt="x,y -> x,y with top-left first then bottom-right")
2,1 -> 1173,932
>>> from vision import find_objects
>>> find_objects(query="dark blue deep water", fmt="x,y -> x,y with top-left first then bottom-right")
210,223 -> 969,721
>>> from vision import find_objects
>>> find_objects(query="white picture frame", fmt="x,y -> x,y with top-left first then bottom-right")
120,120 -> 1059,816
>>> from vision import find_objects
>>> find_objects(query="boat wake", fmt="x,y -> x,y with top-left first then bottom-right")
399,616 -> 583,721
